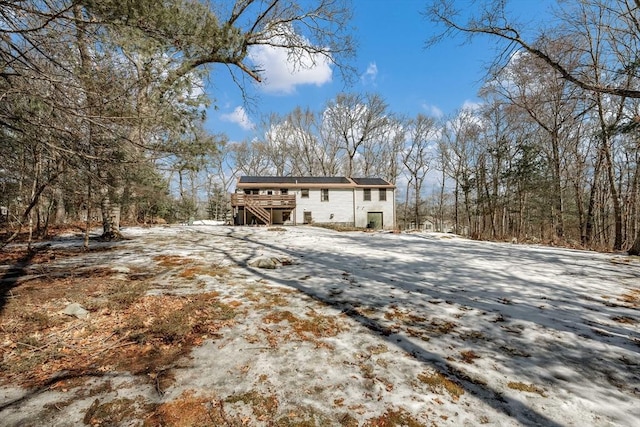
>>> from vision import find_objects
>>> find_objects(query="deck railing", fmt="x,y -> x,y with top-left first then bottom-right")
230,193 -> 296,208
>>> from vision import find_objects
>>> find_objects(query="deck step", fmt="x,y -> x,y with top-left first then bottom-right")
245,199 -> 271,225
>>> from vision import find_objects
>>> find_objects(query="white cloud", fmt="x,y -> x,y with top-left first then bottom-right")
361,62 -> 378,85
220,106 -> 255,131
248,43 -> 332,95
421,103 -> 443,119
461,100 -> 483,111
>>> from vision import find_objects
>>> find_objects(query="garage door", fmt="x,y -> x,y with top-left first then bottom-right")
367,212 -> 383,229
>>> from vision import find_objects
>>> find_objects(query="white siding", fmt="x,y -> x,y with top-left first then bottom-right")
287,188 -> 355,225
353,188 -> 395,229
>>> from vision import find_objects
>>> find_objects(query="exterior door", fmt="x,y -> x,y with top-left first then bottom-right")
367,212 -> 383,229
303,211 -> 312,224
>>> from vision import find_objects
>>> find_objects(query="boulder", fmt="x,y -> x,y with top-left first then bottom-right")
63,303 -> 89,319
249,256 -> 278,269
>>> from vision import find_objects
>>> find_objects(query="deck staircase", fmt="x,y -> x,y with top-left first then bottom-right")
245,197 -> 271,225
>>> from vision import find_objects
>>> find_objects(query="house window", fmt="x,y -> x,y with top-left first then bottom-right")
363,188 -> 371,201
379,188 -> 387,201
301,189 -> 309,198
281,189 -> 288,195
267,190 -> 273,195
321,188 -> 329,202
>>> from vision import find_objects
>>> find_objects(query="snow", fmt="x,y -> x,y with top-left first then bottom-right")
2,224 -> 639,426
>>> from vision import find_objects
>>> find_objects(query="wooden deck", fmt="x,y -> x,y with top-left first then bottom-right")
231,194 -> 296,225
230,194 -> 296,208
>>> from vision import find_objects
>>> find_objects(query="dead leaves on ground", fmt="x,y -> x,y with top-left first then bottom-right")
1,268 -> 240,388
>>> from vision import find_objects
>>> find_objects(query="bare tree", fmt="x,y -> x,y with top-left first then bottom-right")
437,108 -> 482,236
322,93 -> 390,177
232,140 -> 272,176
426,0 -> 640,252
286,107 -> 327,176
361,115 -> 406,183
402,114 -> 436,228
485,48 -> 589,240
425,0 -> 640,98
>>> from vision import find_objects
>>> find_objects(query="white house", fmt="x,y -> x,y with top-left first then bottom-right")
231,176 -> 396,230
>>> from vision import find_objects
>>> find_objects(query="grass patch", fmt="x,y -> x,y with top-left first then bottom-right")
460,350 -> 480,364
262,309 -> 344,347
244,288 -> 291,309
275,408 -> 353,427
619,289 -> 640,307
367,344 -> 389,355
418,370 -> 464,401
153,255 -> 194,267
384,307 -> 427,325
153,390 -> 355,427
92,280 -> 149,311
363,408 -> 424,427
460,330 -> 487,341
427,318 -> 458,335
612,315 -> 637,324
507,381 -> 546,396
314,224 -> 365,232
84,397 -> 147,426
179,264 -> 231,280
226,391 -> 279,419
153,255 -> 231,281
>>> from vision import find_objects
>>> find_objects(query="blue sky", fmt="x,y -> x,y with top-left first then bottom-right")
205,0 -> 550,142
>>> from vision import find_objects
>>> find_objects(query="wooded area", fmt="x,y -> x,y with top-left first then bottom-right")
0,0 -> 353,245
1,0 -> 639,254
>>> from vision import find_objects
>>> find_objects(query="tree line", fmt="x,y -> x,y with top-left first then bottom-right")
218,71 -> 637,254
1,0 -> 638,255
220,0 -> 640,253
425,0 -> 640,253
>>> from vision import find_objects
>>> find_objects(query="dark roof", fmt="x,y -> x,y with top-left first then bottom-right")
351,177 -> 391,186
239,176 -> 351,185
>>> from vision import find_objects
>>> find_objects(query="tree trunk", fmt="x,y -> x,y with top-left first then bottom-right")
603,140 -> 623,250
629,231 -> 640,256
54,186 -> 66,225
584,148 -> 604,247
99,176 -> 122,240
439,169 -> 446,232
414,180 -> 421,230
550,132 -> 564,239
403,178 -> 412,229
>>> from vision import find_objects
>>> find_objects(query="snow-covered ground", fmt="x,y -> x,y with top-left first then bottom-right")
2,224 -> 639,426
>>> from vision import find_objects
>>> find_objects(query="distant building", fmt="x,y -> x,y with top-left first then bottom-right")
231,176 -> 396,229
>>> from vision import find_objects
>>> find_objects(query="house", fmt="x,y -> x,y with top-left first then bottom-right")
231,176 -> 396,229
